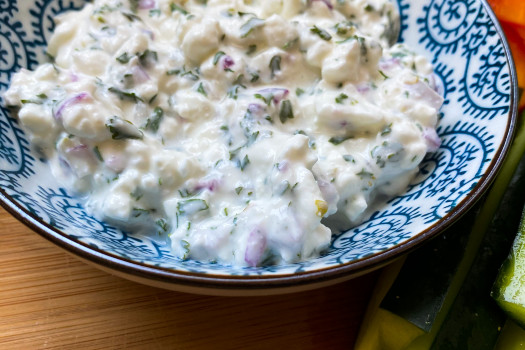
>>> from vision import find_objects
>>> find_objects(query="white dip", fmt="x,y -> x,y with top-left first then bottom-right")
4,0 -> 443,266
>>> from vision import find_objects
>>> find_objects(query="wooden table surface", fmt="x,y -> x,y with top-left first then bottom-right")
0,206 -> 379,349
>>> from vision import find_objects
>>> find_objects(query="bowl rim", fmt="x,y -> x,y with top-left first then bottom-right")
0,0 -> 519,292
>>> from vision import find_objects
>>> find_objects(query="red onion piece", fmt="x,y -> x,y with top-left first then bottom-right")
138,0 -> 156,9
66,144 -> 96,163
70,72 -> 79,82
222,56 -> 235,70
406,81 -> 444,111
423,127 -> 441,152
378,58 -> 401,71
312,0 -> 333,10
247,103 -> 265,117
105,155 -> 126,173
256,88 -> 289,104
356,83 -> 370,94
131,65 -> 150,84
194,178 -> 220,192
54,92 -> 91,120
245,229 -> 267,267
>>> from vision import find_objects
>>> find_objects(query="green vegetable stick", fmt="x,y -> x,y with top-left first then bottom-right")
404,114 -> 525,349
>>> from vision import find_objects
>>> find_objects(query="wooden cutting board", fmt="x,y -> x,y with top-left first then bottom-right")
0,206 -> 378,349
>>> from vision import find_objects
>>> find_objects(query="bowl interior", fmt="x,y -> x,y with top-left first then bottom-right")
0,0 -> 517,281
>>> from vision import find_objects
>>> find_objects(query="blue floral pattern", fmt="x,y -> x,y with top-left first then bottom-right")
0,0 -> 516,277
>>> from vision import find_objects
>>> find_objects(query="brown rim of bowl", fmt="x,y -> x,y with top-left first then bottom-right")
0,0 -> 519,292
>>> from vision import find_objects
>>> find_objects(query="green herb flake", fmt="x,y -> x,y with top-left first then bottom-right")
145,107 -> 164,132
279,100 -> 294,124
177,199 -> 209,214
310,25 -> 332,41
357,168 -> 375,179
197,82 -> 207,96
240,155 -> 250,171
335,93 -> 348,104
235,186 -> 243,195
93,146 -> 104,162
378,70 -> 389,79
240,17 -> 265,38
116,52 -> 132,64
156,218 -> 169,232
296,88 -> 305,97
106,116 -> 144,140
246,45 -> 257,55
181,240 -> 190,259
213,51 -> 226,65
381,123 -> 392,136
108,87 -> 144,103
138,49 -> 158,67
269,55 -> 281,78
364,4 -> 375,12
171,3 -> 188,14
329,135 -> 352,145
149,9 -> 161,17
343,154 -> 355,163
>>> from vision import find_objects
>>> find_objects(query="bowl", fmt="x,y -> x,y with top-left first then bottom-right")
0,0 -> 517,296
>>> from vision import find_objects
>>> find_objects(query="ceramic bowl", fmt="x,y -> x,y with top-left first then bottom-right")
0,0 -> 517,296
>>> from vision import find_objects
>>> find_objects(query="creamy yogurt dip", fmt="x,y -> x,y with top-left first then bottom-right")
4,0 -> 443,266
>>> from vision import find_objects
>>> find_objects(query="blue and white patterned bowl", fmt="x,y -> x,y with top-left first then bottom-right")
0,0 -> 517,295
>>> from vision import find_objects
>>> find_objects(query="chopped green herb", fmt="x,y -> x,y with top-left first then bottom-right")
197,82 -> 207,96
335,93 -> 348,104
130,188 -> 143,201
145,107 -> 164,132
156,218 -> 169,232
178,188 -> 194,198
279,100 -> 294,124
381,123 -> 392,136
240,155 -> 250,171
177,199 -> 209,214
296,88 -> 305,97
108,87 -> 144,102
378,70 -> 389,79
329,135 -> 352,145
116,52 -> 132,64
343,154 -> 355,163
148,94 -> 158,105
44,51 -> 56,63
283,37 -> 299,50
93,146 -> 104,162
240,17 -> 265,38
246,45 -> 257,55
364,4 -> 375,12
213,51 -> 226,65
235,186 -> 243,195
138,49 -> 158,67
181,240 -> 190,259
129,0 -> 139,13
166,69 -> 181,76
180,69 -> 199,81
269,55 -> 281,78
171,3 -> 188,14
250,71 -> 260,83
149,9 -> 161,17
278,180 -> 291,195
311,25 -> 332,41
122,12 -> 142,22
132,208 -> 150,217
106,116 -> 144,140
357,168 -> 375,179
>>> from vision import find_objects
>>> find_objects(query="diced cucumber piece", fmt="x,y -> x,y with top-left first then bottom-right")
492,206 -> 525,329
